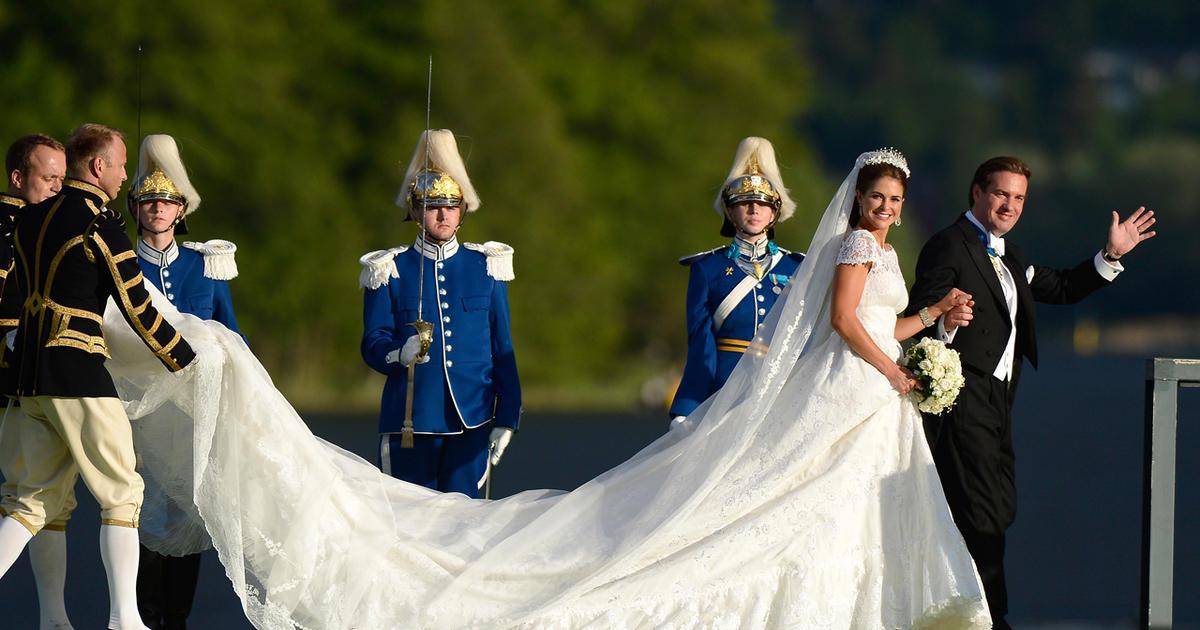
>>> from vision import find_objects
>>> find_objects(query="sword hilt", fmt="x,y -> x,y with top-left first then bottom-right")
409,318 -> 434,357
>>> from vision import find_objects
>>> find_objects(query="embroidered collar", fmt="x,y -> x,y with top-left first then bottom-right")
964,211 -> 1005,257
0,193 -> 26,209
63,178 -> 111,206
414,234 -> 459,261
726,236 -> 778,260
137,239 -> 180,267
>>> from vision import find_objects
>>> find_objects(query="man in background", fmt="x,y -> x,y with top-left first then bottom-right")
0,133 -> 75,630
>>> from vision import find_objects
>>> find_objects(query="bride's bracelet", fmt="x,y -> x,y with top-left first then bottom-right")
918,307 -> 936,328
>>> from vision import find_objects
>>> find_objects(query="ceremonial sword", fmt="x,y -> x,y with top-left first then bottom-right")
401,55 -> 435,449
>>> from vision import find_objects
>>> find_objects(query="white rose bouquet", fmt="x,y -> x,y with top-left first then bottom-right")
903,338 -> 965,415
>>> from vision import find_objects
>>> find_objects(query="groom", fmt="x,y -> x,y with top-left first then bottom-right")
906,156 -> 1155,629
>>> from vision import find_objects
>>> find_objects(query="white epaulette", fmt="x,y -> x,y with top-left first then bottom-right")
358,246 -> 409,290
462,241 -> 515,281
181,239 -> 238,280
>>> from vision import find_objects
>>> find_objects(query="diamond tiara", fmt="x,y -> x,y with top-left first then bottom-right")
857,147 -> 910,177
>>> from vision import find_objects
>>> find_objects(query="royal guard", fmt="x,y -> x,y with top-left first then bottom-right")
126,133 -> 240,629
361,129 -> 521,498
670,137 -> 804,421
128,134 -> 240,331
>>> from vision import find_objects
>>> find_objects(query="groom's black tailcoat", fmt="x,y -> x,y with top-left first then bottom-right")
906,213 -> 1110,623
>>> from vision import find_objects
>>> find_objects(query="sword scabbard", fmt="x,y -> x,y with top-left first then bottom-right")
402,362 -> 416,449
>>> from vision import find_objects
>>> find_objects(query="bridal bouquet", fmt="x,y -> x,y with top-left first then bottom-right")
903,338 -> 965,415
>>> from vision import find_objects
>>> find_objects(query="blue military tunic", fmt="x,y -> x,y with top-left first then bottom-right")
361,235 -> 521,435
670,236 -> 803,417
134,238 -> 240,549
135,239 -> 241,335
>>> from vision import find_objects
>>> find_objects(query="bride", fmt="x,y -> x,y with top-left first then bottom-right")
106,149 -> 989,629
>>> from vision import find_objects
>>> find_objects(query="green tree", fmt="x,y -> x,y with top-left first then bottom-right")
0,0 -> 824,410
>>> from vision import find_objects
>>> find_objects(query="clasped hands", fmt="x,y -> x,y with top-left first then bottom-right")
890,288 -> 973,394
938,288 -> 974,333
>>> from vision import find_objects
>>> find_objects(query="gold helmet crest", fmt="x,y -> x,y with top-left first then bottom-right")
409,169 -> 463,208
129,167 -> 186,206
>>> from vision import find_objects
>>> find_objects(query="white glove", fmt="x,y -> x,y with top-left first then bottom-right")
3,329 -> 14,351
668,415 -> 695,432
386,335 -> 430,367
489,427 -> 514,466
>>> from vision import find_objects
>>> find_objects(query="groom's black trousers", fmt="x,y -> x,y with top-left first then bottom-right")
924,363 -> 1020,629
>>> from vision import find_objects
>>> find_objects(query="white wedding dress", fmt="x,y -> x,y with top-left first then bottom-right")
104,154 -> 989,629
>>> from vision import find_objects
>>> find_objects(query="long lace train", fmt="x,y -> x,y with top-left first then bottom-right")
104,150 -> 990,629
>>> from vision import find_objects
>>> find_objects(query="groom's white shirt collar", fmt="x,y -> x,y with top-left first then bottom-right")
964,211 -> 1005,257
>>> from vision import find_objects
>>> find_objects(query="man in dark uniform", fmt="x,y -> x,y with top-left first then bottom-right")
0,123 -> 196,630
0,133 -> 75,630
906,156 -> 1156,628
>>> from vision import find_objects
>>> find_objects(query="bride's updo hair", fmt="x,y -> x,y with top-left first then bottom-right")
850,162 -> 908,228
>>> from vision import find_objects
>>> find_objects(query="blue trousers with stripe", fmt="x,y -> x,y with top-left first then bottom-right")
379,424 -> 491,498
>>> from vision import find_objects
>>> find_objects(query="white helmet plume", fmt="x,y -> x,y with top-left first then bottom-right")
130,134 -> 201,215
397,129 -> 480,212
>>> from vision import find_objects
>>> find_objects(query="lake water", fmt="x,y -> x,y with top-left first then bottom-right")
0,351 -> 1195,628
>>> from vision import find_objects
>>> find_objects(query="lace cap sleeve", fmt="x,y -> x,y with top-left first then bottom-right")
836,229 -> 879,266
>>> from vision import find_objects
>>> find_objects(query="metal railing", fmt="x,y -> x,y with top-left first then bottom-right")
1142,358 -> 1200,629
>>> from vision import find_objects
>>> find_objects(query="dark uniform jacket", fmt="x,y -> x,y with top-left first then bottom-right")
0,194 -> 26,304
0,194 -> 26,370
0,179 -> 194,397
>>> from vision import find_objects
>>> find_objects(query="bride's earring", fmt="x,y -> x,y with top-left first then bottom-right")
894,215 -> 902,227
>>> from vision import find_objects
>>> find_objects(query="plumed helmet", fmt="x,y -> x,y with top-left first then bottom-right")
129,134 -> 200,234
397,129 -> 480,214
714,137 -> 795,223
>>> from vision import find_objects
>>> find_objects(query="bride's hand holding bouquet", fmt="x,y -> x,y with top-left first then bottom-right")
904,338 -> 965,414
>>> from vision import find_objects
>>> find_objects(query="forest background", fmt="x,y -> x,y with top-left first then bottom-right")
0,0 -> 1196,411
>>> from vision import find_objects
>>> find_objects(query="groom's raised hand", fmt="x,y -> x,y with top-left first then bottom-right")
1105,206 -> 1157,261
